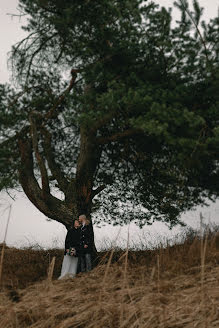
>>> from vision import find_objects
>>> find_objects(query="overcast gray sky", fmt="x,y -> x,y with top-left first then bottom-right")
0,0 -> 219,249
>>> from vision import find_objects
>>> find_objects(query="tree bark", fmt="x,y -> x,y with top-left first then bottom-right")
17,126 -> 103,232
18,134 -> 75,229
75,127 -> 102,217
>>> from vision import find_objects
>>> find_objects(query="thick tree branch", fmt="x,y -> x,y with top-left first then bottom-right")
96,128 -> 142,144
18,134 -> 47,205
29,114 -> 50,198
43,69 -> 79,122
91,112 -> 115,132
41,127 -> 70,193
91,185 -> 106,199
74,128 -> 102,214
18,134 -> 75,228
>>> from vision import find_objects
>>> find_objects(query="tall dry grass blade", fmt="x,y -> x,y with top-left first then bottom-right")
47,256 -> 56,283
119,225 -> 130,326
124,224 -> 130,281
200,212 -> 209,327
0,246 -> 5,289
94,229 -> 123,324
200,212 -> 208,292
0,205 -> 12,287
102,247 -> 115,284
99,227 -> 122,302
157,254 -> 160,294
120,225 -> 140,328
150,266 -> 156,280
101,227 -> 122,286
201,232 -> 208,291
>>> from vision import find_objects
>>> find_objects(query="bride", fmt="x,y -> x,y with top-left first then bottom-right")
58,219 -> 81,279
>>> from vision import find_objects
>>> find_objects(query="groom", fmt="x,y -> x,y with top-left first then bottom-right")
78,214 -> 93,272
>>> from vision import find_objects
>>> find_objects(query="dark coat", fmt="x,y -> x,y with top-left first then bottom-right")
79,224 -> 93,254
64,227 -> 81,255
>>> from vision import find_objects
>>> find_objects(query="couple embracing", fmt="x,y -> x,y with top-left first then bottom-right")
58,214 -> 93,279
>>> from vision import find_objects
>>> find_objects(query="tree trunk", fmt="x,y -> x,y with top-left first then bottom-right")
75,128 -> 101,217
17,127 -> 102,235
18,132 -> 98,260
18,136 -> 76,229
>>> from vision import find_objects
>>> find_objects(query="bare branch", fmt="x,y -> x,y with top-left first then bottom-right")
179,0 -> 211,69
91,185 -> 106,198
25,32 -> 59,79
96,128 -> 142,145
43,69 -> 79,123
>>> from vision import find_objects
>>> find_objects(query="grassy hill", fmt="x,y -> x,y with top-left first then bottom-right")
0,228 -> 218,328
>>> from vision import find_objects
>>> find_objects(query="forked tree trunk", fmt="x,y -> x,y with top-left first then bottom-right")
17,128 -> 101,238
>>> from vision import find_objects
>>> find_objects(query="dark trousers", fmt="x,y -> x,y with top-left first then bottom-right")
80,253 -> 92,272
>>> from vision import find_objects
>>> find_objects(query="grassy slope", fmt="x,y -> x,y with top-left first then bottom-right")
0,231 -> 218,328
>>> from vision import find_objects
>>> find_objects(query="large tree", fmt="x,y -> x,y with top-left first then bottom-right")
0,0 -> 219,230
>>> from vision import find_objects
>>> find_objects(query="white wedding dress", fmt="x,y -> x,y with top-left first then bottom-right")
58,254 -> 78,279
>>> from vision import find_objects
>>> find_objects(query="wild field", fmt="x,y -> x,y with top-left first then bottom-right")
0,227 -> 218,328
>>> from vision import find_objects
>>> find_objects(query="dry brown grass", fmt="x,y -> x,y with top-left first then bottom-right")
0,244 -> 64,289
0,230 -> 218,328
